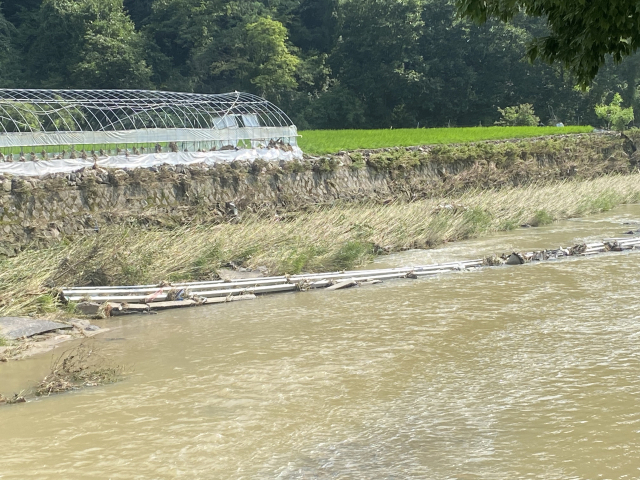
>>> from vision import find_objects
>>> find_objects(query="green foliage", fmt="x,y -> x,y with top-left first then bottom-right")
65,301 -> 79,315
499,219 -> 519,231
0,102 -> 40,132
331,240 -> 373,270
495,104 -> 540,127
191,244 -> 221,277
281,245 -> 325,274
312,157 -> 340,173
22,0 -> 152,89
244,17 -> 300,97
595,93 -> 634,131
349,152 -> 366,170
282,160 -> 310,173
461,207 -> 492,235
531,209 -> 554,226
0,335 -> 7,347
35,294 -> 58,314
299,126 -> 592,155
366,149 -> 420,172
581,190 -> 619,213
5,0 -> 640,129
457,0 -> 640,85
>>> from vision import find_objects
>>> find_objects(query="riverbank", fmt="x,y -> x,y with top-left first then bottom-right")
2,173 -> 640,322
0,133 -> 633,258
3,207 -> 640,477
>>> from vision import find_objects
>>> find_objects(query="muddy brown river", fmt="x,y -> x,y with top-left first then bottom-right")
3,206 -> 640,478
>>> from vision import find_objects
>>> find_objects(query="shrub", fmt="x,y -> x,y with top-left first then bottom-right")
595,93 -> 634,131
495,104 -> 540,127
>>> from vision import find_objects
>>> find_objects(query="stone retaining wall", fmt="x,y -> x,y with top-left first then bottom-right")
0,133 -> 635,257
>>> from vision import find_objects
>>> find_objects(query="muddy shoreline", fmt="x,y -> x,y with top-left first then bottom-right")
2,132 -> 640,364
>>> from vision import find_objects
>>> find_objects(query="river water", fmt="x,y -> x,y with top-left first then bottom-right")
3,206 -> 640,479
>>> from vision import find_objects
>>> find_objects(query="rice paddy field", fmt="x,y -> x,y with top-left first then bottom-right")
297,126 -> 594,155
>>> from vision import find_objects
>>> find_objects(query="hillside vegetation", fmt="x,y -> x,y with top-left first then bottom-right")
0,0 -> 638,130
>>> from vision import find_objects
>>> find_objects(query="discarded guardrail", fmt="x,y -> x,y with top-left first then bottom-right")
60,235 -> 640,317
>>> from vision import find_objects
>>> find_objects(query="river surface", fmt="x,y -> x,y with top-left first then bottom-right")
3,206 -> 640,479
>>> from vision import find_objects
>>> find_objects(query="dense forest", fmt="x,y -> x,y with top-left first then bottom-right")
0,0 -> 637,129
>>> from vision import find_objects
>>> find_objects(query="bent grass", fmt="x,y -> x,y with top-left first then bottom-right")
1,174 -> 640,318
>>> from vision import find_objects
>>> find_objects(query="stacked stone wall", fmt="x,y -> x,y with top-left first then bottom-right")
0,134 -> 635,257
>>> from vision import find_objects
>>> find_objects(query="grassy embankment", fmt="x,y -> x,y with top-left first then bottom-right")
1,174 -> 638,318
298,126 -> 594,155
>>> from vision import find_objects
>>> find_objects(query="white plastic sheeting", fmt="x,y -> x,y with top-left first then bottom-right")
0,126 -> 298,148
0,146 -> 303,177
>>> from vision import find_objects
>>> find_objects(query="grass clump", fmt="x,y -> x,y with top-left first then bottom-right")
0,335 -> 7,347
349,152 -> 366,170
332,240 -> 374,270
531,209 -> 554,226
34,294 -> 59,314
298,126 -> 593,155
312,157 -> 340,173
461,207 -> 493,236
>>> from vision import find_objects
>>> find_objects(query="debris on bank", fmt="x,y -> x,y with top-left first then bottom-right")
0,317 -> 71,340
57,235 -> 640,317
0,316 -> 106,362
35,343 -> 123,397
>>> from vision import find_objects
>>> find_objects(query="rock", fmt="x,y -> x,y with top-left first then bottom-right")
84,324 -> 100,332
506,252 -> 525,265
71,319 -> 90,328
76,302 -> 102,317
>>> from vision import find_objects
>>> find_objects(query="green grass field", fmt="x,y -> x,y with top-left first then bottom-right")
297,126 -> 594,155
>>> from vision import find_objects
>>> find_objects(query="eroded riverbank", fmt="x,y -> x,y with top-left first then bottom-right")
2,205 -> 640,478
3,174 -> 640,322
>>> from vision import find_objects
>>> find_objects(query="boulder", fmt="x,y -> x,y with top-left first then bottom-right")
76,302 -> 102,317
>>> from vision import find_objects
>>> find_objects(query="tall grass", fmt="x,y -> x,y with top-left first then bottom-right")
298,126 -> 593,155
1,174 -> 639,318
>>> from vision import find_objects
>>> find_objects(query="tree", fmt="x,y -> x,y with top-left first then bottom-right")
123,0 -> 153,28
243,17 -> 300,97
329,0 -> 425,127
288,0 -> 338,54
205,17 -> 300,100
1,0 -> 41,25
22,0 -> 152,89
457,0 -> 640,85
495,104 -> 540,126
595,93 -> 634,131
73,3 -> 153,89
0,3 -> 18,86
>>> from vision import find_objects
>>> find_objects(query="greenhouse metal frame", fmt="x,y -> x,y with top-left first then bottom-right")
0,89 -> 298,157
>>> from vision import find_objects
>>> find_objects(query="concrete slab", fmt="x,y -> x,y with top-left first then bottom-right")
0,317 -> 71,340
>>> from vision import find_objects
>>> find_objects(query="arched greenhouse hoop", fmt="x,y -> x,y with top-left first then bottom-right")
0,89 -> 299,159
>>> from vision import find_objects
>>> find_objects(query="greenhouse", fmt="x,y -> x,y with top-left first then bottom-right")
0,89 -> 300,175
